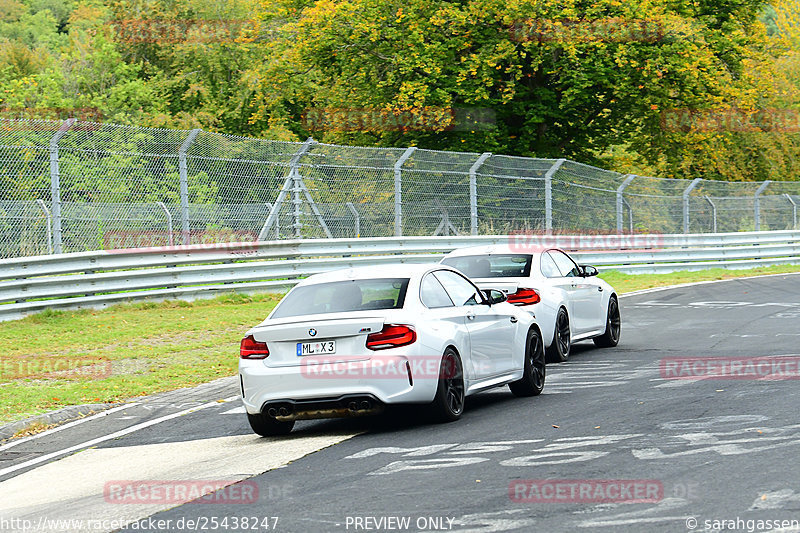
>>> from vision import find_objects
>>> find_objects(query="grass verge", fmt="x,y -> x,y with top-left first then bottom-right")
1,264 -> 799,425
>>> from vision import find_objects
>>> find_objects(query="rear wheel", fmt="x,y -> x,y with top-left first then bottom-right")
594,296 -> 621,348
546,308 -> 571,363
430,348 -> 465,422
510,328 -> 546,397
247,412 -> 295,436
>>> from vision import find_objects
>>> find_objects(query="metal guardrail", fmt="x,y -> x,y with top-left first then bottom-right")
0,231 -> 798,322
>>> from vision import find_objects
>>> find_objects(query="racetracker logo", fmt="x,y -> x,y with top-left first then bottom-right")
299,356 -> 486,380
509,18 -> 664,43
0,357 -> 112,381
509,479 -> 663,503
107,19 -> 260,44
0,107 -> 103,130
660,356 -> 800,380
103,230 -> 259,254
508,230 -> 663,253
104,480 -> 259,504
301,107 -> 496,132
660,108 -> 800,133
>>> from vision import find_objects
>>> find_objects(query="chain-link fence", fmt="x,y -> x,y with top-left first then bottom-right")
1,118 -> 799,258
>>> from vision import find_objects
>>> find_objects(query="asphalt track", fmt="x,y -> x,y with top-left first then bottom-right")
2,273 -> 800,533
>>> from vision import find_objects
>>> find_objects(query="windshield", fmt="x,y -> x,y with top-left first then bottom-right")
271,278 -> 410,319
441,254 -> 533,278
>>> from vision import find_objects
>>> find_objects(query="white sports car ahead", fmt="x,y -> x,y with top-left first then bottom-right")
239,264 -> 545,436
440,245 -> 620,363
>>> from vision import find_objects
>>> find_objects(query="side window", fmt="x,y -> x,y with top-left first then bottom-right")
540,253 -> 561,278
420,274 -> 455,308
549,250 -> 581,277
433,270 -> 483,307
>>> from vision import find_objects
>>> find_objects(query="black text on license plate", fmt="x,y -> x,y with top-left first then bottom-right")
297,341 -> 336,356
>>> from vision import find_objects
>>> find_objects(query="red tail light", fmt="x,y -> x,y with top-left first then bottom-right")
240,335 -> 269,359
507,288 -> 541,306
366,324 -> 417,350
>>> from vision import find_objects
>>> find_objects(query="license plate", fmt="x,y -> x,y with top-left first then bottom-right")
297,340 -> 336,356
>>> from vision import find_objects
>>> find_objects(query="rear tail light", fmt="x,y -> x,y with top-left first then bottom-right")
240,335 -> 270,359
366,324 -> 417,350
507,288 -> 541,306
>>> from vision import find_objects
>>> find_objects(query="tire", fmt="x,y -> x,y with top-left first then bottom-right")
546,307 -> 571,363
430,348 -> 465,422
510,327 -> 546,397
594,296 -> 621,348
247,412 -> 295,436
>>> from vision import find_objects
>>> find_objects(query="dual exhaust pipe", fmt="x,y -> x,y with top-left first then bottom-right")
267,406 -> 291,417
263,396 -> 380,421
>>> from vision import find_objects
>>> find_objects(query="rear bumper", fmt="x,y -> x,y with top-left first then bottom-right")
262,394 -> 384,421
239,355 -> 440,415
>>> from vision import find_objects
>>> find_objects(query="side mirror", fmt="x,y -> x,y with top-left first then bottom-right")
482,289 -> 507,305
581,265 -> 599,277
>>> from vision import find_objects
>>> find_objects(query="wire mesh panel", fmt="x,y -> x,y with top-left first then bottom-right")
3,117 -> 800,258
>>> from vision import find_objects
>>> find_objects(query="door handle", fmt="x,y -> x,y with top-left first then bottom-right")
466,312 -> 475,321
597,286 -> 604,292
510,316 -> 518,323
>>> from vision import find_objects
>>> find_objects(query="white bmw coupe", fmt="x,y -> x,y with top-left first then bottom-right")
441,245 -> 620,363
239,264 -> 545,436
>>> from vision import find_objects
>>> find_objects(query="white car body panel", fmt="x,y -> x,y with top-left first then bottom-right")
238,264 -> 538,416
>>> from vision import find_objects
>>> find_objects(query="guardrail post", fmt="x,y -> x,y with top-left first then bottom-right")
346,202 -> 360,237
785,194 -> 798,230
49,118 -> 76,254
682,178 -> 702,234
544,159 -> 566,233
616,174 -> 636,233
754,180 -> 771,231
469,153 -> 491,236
156,202 -> 174,246
35,199 -> 53,254
704,196 -> 717,233
179,129 -> 201,245
394,147 -> 417,236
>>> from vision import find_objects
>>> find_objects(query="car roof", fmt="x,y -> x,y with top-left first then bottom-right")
442,244 -> 559,257
296,262 -> 452,286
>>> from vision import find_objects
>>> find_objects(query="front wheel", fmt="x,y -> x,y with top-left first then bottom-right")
593,296 -> 621,348
510,328 -> 546,397
546,308 -> 571,363
247,412 -> 295,436
430,348 -> 465,422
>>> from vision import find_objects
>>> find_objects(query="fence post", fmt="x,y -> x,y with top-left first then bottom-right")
178,129 -> 201,245
49,118 -> 76,254
754,180 -> 771,231
616,174 -> 636,233
785,194 -> 797,230
156,202 -> 174,246
35,199 -> 53,254
469,153 -> 492,236
346,202 -> 360,238
394,147 -> 417,236
704,196 -> 717,233
682,178 -> 702,234
544,159 -> 566,233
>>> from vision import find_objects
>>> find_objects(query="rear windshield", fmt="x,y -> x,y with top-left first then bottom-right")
441,254 -> 533,278
271,278 -> 410,319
